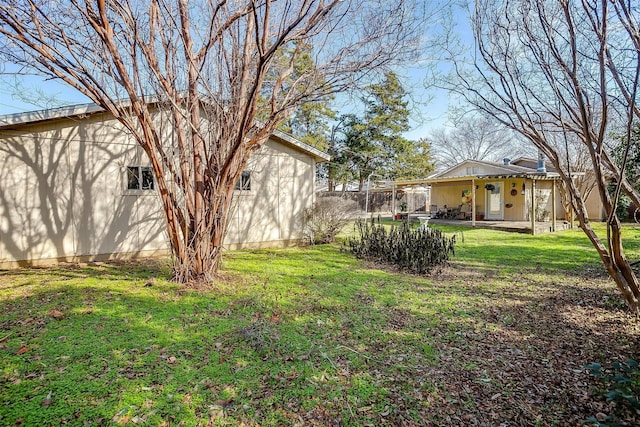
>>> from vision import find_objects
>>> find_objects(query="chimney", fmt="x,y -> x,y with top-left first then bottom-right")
537,151 -> 546,173
503,158 -> 511,165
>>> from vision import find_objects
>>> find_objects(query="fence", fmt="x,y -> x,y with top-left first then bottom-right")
318,191 -> 428,213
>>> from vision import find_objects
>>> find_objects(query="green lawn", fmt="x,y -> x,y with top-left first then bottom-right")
1,224 -> 639,426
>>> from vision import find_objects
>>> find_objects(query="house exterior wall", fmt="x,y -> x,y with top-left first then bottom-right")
0,112 -> 166,266
489,178 -> 526,221
444,162 -> 512,178
472,178 -> 527,221
514,159 -> 606,220
430,178 -> 563,221
523,180 -> 559,221
583,189 -> 605,221
225,139 -> 316,249
430,182 -> 480,213
431,159 -> 605,223
0,112 -> 316,266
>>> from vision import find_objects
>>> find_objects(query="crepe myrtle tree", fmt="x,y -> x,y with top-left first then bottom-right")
0,0 -> 440,283
446,0 -> 640,312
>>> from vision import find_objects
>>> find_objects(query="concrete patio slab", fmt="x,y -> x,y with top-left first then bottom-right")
410,217 -> 573,234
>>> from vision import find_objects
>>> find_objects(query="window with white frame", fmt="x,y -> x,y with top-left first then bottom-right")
126,166 -> 155,191
234,171 -> 251,191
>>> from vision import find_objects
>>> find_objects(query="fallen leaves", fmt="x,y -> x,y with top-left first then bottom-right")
409,269 -> 640,426
49,308 -> 64,320
1,250 -> 638,426
41,391 -> 52,407
112,410 -> 131,425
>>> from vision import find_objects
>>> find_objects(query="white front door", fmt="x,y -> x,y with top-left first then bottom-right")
485,182 -> 504,220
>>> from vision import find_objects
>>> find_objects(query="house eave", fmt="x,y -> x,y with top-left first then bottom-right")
270,128 -> 331,163
0,102 -> 106,129
425,173 -> 566,185
0,100 -> 331,162
433,159 -> 536,178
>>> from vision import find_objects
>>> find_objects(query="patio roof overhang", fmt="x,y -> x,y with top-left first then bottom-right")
391,173 -> 565,187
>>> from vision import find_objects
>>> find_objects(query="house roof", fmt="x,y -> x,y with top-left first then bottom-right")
510,157 -> 559,173
268,128 -> 330,162
386,158 -> 565,189
0,101 -> 330,162
433,159 -> 550,178
427,158 -> 567,183
0,102 -> 105,128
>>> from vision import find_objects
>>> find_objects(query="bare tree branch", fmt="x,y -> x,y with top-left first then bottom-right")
0,0 -> 440,283
440,0 -> 640,313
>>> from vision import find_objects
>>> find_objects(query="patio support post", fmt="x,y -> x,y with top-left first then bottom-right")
531,179 -> 537,235
392,185 -> 396,216
471,178 -> 476,227
551,180 -> 557,232
365,172 -> 381,214
570,204 -> 575,229
425,188 -> 428,214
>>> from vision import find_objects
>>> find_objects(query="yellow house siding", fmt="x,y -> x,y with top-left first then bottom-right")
428,159 -> 596,222
430,182 -> 473,210
430,177 -> 565,221
502,178 -> 526,221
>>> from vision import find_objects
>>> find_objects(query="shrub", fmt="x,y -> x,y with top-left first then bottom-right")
584,358 -> 640,426
607,182 -> 632,221
345,218 -> 455,274
303,196 -> 359,244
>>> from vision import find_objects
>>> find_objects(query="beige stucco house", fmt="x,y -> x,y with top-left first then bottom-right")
0,102 -> 329,267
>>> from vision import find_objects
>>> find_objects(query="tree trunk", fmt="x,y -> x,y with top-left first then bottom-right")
579,218 -> 640,314
0,0 -> 434,285
169,176 -> 238,283
570,171 -> 640,314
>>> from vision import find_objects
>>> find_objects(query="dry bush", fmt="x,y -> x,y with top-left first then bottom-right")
303,197 -> 359,244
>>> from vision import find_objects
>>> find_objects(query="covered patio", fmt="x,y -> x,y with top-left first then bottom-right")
390,158 -> 577,235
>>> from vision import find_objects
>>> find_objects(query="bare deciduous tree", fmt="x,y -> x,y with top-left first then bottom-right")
428,115 -> 529,169
0,0 -> 438,283
447,0 -> 640,313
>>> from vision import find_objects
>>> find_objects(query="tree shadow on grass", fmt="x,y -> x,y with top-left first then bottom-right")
0,279 -> 269,426
1,243 -> 639,426
0,258 -> 174,292
1,249 -> 457,426
223,245 -> 640,425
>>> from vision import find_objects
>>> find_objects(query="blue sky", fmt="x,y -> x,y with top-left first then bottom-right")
0,3 -> 472,141
0,72 -> 90,114
0,69 -> 453,140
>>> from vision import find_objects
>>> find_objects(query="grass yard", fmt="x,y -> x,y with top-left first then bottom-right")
1,224 -> 639,426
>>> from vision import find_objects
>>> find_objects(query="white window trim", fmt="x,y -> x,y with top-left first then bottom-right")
234,170 -> 252,192
124,165 -> 155,195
